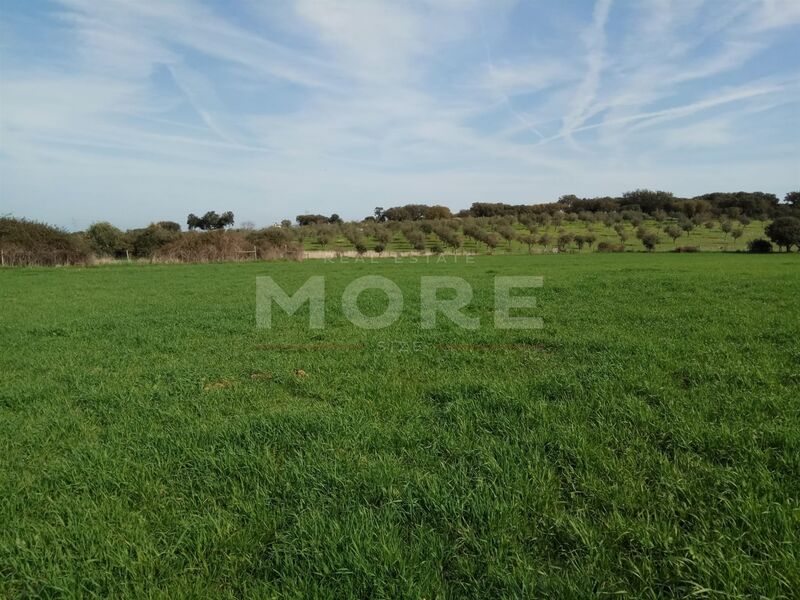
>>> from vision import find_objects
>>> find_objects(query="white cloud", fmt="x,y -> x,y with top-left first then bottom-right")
0,0 -> 797,229
663,119 -> 733,148
560,0 -> 614,141
750,0 -> 800,30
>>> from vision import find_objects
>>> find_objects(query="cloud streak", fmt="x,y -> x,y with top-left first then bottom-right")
0,0 -> 798,229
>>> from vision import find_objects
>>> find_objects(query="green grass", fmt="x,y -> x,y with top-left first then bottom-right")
1,254 -> 799,598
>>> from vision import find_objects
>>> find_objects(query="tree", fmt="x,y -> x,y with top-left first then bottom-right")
520,234 -> 536,253
375,227 -> 392,246
785,191 -> 800,207
218,211 -> 235,229
374,207 -> 385,222
432,225 -> 461,251
187,211 -> 234,230
485,233 -> 500,253
574,234 -> 596,251
765,217 -> 800,252
403,227 -> 427,252
557,233 -> 573,252
497,225 -> 517,249
328,214 -> 342,224
200,211 -> 221,230
538,233 -> 552,251
621,189 -> 675,214
316,230 -> 332,249
280,219 -> 292,229
731,228 -> 744,247
86,222 -> 125,257
665,224 -> 682,245
296,214 -> 328,226
720,220 -> 733,239
641,232 -> 659,251
187,213 -> 201,230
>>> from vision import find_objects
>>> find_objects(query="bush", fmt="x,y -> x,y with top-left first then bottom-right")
247,227 -> 294,250
86,222 -> 126,257
747,239 -> 773,254
596,241 -> 624,252
673,246 -> 700,253
128,223 -> 180,258
154,230 -> 251,262
155,230 -> 302,262
0,217 -> 91,266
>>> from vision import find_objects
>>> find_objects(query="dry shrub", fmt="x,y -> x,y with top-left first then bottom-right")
153,230 -> 303,263
0,217 -> 91,266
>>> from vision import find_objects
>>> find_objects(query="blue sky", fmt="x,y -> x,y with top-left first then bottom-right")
1,0 -> 798,230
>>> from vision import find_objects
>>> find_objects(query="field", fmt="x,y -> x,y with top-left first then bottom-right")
1,254 -> 799,598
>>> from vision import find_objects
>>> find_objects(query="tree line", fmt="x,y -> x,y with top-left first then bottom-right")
1,190 -> 799,266
373,190 -> 798,222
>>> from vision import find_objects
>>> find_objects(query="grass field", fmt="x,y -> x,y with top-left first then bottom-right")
1,254 -> 799,598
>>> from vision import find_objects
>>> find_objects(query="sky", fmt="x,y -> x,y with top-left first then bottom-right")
1,0 -> 799,230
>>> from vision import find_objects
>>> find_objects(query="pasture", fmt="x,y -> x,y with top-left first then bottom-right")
1,253 -> 798,598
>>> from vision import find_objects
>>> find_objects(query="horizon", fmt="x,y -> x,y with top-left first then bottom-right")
1,0 -> 799,231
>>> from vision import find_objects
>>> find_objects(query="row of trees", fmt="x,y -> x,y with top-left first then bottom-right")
370,190 -> 798,223
288,212 -> 800,254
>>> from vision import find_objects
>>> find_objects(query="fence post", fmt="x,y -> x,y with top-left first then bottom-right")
1,250 -> 4,267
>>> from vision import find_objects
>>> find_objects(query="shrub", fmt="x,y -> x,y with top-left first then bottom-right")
596,241 -> 624,252
128,223 -> 180,257
247,226 -> 294,250
673,246 -> 700,253
747,239 -> 773,253
0,217 -> 91,266
154,230 -> 249,262
86,222 -> 126,257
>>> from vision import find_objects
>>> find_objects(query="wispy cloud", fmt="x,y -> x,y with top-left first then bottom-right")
0,0 -> 798,229
560,0 -> 614,145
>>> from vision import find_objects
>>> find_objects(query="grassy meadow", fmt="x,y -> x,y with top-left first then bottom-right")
1,253 -> 799,598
